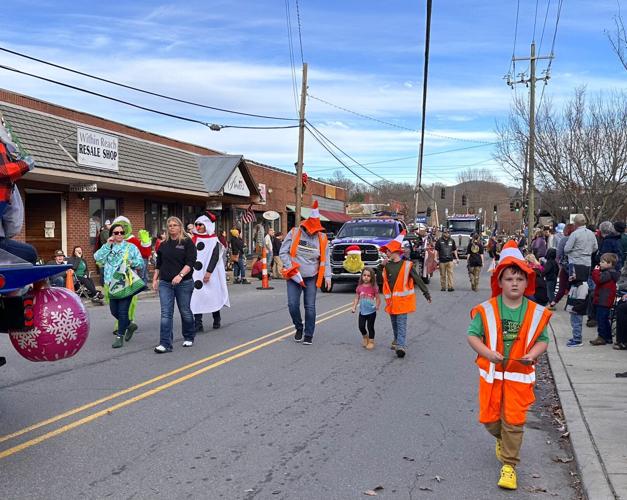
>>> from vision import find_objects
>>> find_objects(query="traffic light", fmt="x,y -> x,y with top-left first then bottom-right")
440,187 -> 446,199
426,207 -> 432,217
461,194 -> 467,206
509,201 -> 514,212
493,205 -> 498,213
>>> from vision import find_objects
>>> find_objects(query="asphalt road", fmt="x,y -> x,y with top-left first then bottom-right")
0,264 -> 580,499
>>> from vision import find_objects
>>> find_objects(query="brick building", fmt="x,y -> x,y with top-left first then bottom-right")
0,89 -> 347,270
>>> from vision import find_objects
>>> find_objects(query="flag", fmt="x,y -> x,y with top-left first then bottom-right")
241,204 -> 256,224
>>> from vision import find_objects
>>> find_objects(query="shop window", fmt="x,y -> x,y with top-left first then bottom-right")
145,201 -> 178,238
89,197 -> 119,246
182,204 -> 205,227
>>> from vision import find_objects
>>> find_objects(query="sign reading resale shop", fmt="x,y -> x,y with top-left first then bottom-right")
77,127 -> 119,171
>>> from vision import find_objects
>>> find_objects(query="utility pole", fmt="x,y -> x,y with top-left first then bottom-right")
295,62 -> 308,227
508,42 -> 552,250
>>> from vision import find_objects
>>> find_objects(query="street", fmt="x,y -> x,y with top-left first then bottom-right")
0,265 -> 581,499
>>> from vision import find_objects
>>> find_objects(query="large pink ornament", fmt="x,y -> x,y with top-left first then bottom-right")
9,287 -> 90,362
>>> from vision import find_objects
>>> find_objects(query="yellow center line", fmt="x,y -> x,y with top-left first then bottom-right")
0,302 -> 351,445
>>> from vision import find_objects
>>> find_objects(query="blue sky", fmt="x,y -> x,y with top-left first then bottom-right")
0,0 -> 625,187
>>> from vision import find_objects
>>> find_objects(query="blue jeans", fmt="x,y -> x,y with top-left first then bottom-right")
390,313 -> 408,348
596,305 -> 612,342
141,258 -> 149,283
546,279 -> 557,303
0,237 -> 38,264
158,279 -> 195,349
233,255 -> 246,279
570,313 -> 583,342
109,295 -> 133,337
287,275 -> 318,337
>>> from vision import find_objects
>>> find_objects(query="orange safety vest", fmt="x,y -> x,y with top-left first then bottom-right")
288,228 -> 328,288
471,297 -> 552,426
382,260 -> 416,314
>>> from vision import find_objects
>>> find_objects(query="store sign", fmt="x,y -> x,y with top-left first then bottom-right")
325,185 -> 336,200
206,200 -> 223,210
224,167 -> 250,197
258,183 -> 267,204
69,183 -> 98,193
77,127 -> 119,171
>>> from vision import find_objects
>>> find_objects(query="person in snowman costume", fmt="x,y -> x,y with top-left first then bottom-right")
190,212 -> 230,331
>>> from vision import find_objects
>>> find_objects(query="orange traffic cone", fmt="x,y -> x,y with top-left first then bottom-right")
65,268 -> 75,292
256,247 -> 274,290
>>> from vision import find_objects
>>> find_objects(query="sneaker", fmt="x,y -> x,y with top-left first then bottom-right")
233,278 -> 241,284
547,304 -> 556,311
495,439 -> 503,463
241,279 -> 251,285
441,288 -> 446,292
448,288 -> 455,292
390,340 -> 397,350
124,322 -> 138,342
303,336 -> 313,345
395,347 -> 406,358
212,322 -> 221,329
182,340 -> 193,347
112,335 -> 124,348
589,337 -> 607,346
566,339 -> 583,348
195,324 -> 204,333
497,464 -> 517,490
154,345 -> 172,353
586,319 -> 597,328
294,330 -> 303,342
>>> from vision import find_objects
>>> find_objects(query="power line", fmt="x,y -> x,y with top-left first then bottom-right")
533,0 -> 540,42
295,0 -> 305,65
307,93 -> 494,144
0,64 -> 298,131
0,46 -> 297,122
537,0 -> 552,56
284,0 -> 300,113
537,0 -> 563,112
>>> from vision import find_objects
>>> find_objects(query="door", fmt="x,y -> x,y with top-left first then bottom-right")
25,193 -> 62,262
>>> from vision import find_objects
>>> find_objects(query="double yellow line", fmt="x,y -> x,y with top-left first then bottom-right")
0,303 -> 352,460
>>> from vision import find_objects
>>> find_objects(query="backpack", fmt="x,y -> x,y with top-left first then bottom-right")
566,282 -> 590,315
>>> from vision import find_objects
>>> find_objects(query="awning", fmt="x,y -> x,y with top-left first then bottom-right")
286,205 -> 330,222
319,209 -> 352,223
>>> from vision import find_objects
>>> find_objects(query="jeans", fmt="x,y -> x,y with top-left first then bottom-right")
570,313 -> 583,342
109,295 -> 133,337
546,279 -> 557,303
390,313 -> 408,347
596,305 -> 612,342
0,237 -> 38,264
158,279 -> 195,349
287,275 -> 318,337
141,258 -> 149,283
233,254 -> 246,280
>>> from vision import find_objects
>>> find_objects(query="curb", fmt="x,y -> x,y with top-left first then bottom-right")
547,311 -> 617,500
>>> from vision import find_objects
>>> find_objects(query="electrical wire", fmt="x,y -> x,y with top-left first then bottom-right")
0,64 -> 298,131
284,0 -> 300,113
537,0 -> 563,113
295,0 -> 305,65
510,0 -> 521,78
533,0 -> 540,42
537,0 -> 552,56
0,46 -> 297,122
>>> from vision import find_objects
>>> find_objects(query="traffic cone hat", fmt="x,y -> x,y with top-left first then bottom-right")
300,200 -> 325,234
490,239 -> 536,297
380,230 -> 407,254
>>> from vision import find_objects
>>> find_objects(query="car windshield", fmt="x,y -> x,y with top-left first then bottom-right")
448,220 -> 477,233
337,223 -> 396,239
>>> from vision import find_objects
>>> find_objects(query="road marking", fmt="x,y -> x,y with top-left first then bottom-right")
0,304 -> 351,456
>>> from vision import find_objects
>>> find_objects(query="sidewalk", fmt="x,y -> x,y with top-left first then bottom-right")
548,309 -> 627,500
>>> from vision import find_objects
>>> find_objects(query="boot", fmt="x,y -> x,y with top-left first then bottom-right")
361,335 -> 368,348
366,339 -> 375,350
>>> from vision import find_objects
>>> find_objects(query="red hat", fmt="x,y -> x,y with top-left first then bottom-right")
345,245 -> 361,256
380,230 -> 406,254
300,200 -> 325,234
490,240 -> 536,297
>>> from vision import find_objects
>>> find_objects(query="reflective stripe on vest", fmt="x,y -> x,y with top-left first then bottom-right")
479,368 -> 536,384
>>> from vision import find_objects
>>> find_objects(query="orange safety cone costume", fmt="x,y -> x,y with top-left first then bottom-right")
281,200 -> 328,289
471,240 -> 551,426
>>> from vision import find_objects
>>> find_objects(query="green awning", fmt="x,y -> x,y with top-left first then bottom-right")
286,205 -> 330,222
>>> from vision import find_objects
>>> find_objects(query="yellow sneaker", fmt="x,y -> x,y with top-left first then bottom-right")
497,464 -> 517,490
495,439 -> 503,463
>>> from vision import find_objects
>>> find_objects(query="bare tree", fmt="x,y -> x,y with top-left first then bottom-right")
607,8 -> 627,70
495,88 -> 627,225
456,168 -> 498,184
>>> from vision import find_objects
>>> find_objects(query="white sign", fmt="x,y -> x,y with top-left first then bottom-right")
44,228 -> 55,238
44,221 -> 55,229
69,183 -> 98,192
258,183 -> 267,204
77,127 -> 119,171
224,167 -> 250,197
89,218 -> 99,238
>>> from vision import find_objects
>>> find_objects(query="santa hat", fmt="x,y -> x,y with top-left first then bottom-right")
380,230 -> 407,254
193,212 -> 216,235
345,245 -> 361,256
490,240 -> 536,297
300,200 -> 325,234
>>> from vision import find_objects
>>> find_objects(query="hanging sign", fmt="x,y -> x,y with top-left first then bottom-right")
77,127 -> 119,171
258,183 -> 267,204
224,167 -> 250,197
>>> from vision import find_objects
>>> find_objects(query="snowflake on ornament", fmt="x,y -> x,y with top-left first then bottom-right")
42,307 -> 82,344
10,328 -> 40,350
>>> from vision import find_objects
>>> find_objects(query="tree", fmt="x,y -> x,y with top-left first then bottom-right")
607,9 -> 627,71
494,88 -> 627,225
456,168 -> 498,184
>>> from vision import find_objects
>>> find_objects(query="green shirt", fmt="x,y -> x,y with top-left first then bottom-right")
467,296 -> 549,359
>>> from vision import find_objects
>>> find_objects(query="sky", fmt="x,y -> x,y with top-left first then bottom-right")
0,0 -> 625,188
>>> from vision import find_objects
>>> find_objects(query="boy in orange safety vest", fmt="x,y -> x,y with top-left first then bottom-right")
379,231 -> 431,358
467,239 -> 552,490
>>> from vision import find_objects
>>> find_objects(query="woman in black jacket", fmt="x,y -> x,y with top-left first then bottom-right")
68,246 -> 104,302
542,248 -> 559,308
229,228 -> 250,284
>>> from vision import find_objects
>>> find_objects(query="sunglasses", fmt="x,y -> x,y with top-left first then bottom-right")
112,231 -> 125,235
195,223 -> 205,227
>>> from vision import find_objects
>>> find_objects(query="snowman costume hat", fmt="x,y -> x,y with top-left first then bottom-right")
190,212 -> 230,314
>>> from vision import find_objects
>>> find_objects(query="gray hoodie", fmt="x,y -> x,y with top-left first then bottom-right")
564,226 -> 598,266
0,188 -> 24,238
280,227 -> 331,279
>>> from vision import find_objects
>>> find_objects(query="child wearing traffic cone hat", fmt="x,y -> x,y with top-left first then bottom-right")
279,200 -> 330,344
379,230 -> 431,358
467,238 -> 551,491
